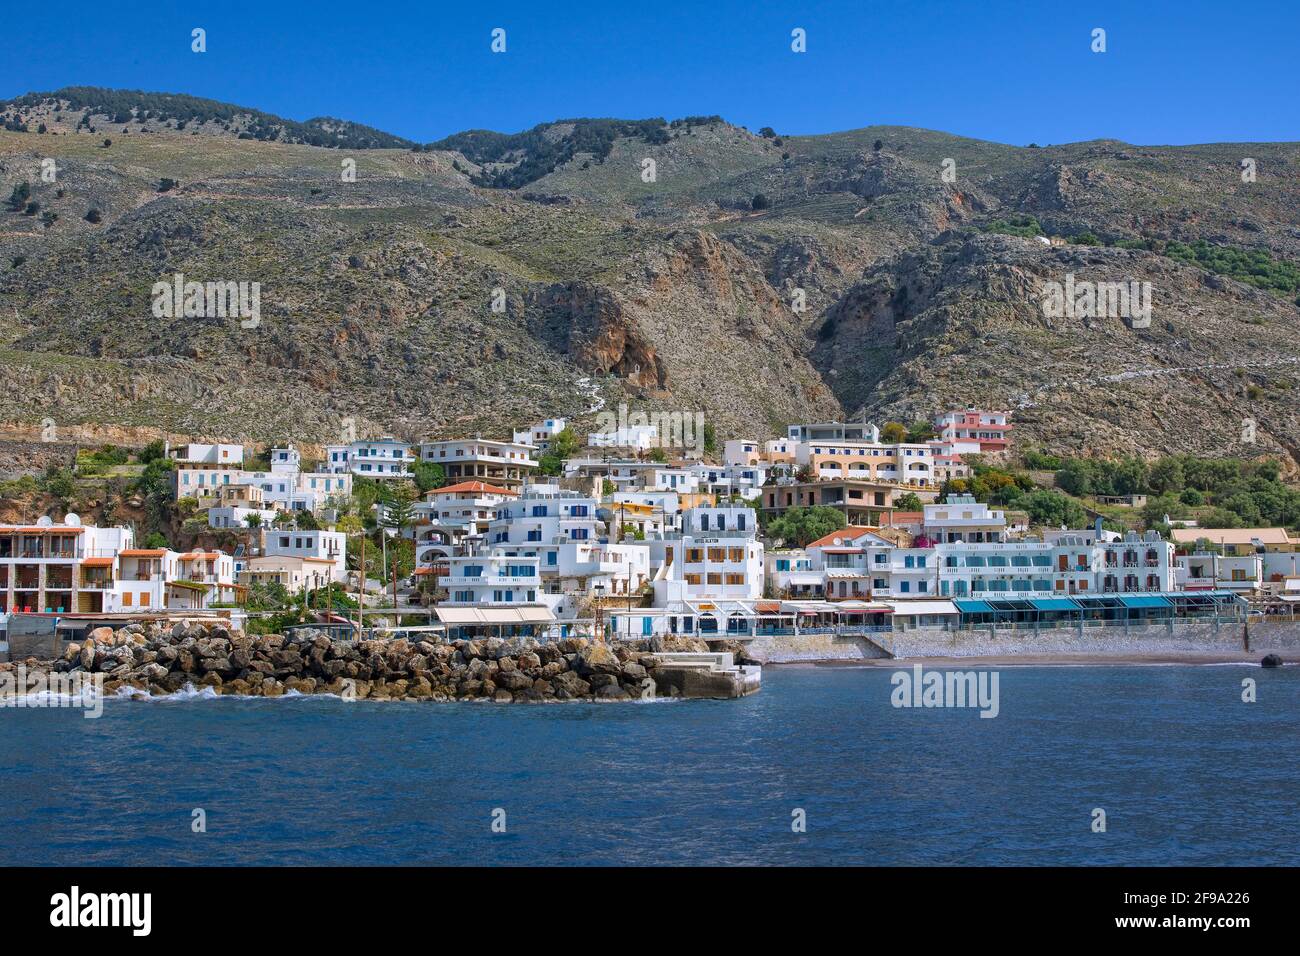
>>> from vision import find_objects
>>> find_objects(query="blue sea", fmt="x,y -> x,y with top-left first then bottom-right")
2,664 -> 1296,866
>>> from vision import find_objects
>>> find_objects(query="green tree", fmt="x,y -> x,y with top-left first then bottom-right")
538,427 -> 580,475
1016,489 -> 1086,528
1147,456 -> 1186,495
379,482 -> 417,534
894,492 -> 924,511
1054,459 -> 1097,497
766,505 -> 847,547
7,181 -> 30,211
411,460 -> 446,493
133,457 -> 176,533
904,421 -> 934,443
880,422 -> 908,443
702,422 -> 718,455
39,465 -> 77,504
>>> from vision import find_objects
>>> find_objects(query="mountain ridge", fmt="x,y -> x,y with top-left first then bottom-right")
1,87 -> 1298,468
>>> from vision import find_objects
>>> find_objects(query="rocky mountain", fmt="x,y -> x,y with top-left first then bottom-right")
1,88 -> 1298,465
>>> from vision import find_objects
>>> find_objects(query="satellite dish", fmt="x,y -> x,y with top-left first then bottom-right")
64,513 -> 82,526
36,515 -> 53,527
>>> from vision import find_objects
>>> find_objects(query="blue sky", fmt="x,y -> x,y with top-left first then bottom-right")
3,0 -> 1296,145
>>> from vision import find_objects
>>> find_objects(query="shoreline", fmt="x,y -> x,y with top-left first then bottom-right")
770,652 -> 1287,668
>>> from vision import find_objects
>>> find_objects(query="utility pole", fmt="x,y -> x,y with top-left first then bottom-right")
358,532 -> 365,637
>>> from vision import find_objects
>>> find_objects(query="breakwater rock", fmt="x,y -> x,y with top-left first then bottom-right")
3,622 -> 757,702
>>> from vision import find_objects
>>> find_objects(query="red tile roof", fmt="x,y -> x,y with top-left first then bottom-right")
806,526 -> 879,549
428,480 -> 517,498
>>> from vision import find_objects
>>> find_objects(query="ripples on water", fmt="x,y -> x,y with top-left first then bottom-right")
2,665 -> 1296,866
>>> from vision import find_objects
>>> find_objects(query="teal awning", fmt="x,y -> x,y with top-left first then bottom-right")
1031,598 -> 1080,611
1117,595 -> 1173,608
954,600 -> 994,613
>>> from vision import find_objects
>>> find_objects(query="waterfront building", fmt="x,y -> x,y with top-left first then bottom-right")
765,548 -> 820,598
649,504 -> 764,604
435,549 -> 555,639
110,548 -> 238,611
0,514 -> 132,617
483,484 -> 651,615
412,480 -> 516,569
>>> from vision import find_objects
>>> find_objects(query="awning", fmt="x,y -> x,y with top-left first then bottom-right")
887,600 -> 959,616
433,605 -> 555,625
834,600 -> 892,614
954,599 -> 994,613
1031,597 -> 1081,611
1118,595 -> 1173,608
784,572 -> 825,585
81,557 -> 114,568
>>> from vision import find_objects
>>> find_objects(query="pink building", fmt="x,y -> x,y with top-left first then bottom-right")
932,408 -> 1013,456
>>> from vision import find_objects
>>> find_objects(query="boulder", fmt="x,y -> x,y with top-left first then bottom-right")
1261,654 -> 1284,667
496,670 -> 533,692
574,643 -> 622,677
551,671 -> 591,699
620,661 -> 648,682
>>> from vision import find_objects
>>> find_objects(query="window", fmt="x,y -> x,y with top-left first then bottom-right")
122,592 -> 133,607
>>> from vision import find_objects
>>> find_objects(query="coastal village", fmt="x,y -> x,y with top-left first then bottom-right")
3,404 -> 1296,671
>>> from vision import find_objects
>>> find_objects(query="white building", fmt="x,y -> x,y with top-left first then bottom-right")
651,504 -> 764,604
257,528 -> 347,581
205,484 -> 279,529
418,438 -> 537,489
587,423 -> 659,450
800,510 -> 1176,601
109,548 -> 237,611
688,461 -> 768,501
325,438 -> 413,479
483,485 -> 651,614
412,480 -> 517,568
1,515 -> 133,618
167,442 -> 244,466
178,446 -> 352,513
513,418 -> 567,452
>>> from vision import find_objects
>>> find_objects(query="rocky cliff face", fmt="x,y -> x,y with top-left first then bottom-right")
1,93 -> 1298,464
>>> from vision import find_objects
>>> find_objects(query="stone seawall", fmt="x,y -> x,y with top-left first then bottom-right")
1,622 -> 755,702
749,619 -> 1300,663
